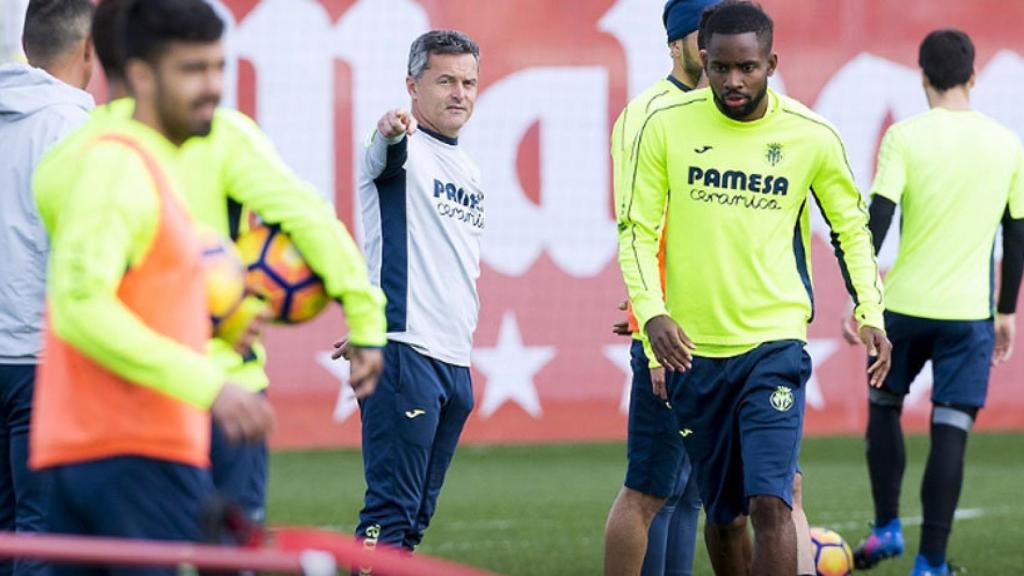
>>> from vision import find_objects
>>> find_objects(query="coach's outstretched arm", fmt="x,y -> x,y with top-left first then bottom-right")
217,109 -> 386,349
811,125 -> 892,385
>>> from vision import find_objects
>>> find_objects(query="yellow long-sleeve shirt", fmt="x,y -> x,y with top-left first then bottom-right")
37,101 -> 386,392
618,88 -> 884,359
35,117 -> 223,409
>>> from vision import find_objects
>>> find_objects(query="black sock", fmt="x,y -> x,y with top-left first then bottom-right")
866,402 -> 905,526
920,409 -> 973,565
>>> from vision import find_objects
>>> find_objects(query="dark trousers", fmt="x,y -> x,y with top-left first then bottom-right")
0,364 -> 50,576
356,342 -> 473,551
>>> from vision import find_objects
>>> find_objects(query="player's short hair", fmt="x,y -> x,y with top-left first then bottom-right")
93,0 -> 131,82
407,30 -> 480,81
918,29 -> 975,91
699,0 -> 773,53
21,0 -> 94,68
124,0 -> 223,66
696,2 -> 723,50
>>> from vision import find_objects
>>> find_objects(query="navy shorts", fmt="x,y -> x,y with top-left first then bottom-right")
668,340 -> 809,525
47,456 -> 215,576
625,340 -> 690,499
880,311 -> 994,408
357,341 -> 473,550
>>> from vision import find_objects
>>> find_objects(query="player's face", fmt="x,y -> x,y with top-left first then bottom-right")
670,31 -> 703,86
408,53 -> 478,138
702,32 -> 777,121
154,41 -> 224,144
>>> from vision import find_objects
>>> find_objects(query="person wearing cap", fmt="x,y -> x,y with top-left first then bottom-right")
604,2 -> 716,575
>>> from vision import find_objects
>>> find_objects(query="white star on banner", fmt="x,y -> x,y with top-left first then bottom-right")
317,351 -> 358,423
805,339 -> 840,410
603,343 -> 633,415
474,312 -> 555,419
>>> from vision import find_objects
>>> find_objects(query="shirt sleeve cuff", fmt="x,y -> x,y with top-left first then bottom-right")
341,288 -> 388,347
631,296 -> 669,335
642,336 -> 662,369
179,357 -> 225,410
854,304 -> 886,334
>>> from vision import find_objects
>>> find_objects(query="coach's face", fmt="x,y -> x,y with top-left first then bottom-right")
702,31 -> 777,122
408,53 -> 478,139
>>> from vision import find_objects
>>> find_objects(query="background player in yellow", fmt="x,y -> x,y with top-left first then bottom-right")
617,2 -> 891,574
604,2 -> 708,575
36,0 -> 388,526
31,1 -> 272,569
845,29 -> 1024,576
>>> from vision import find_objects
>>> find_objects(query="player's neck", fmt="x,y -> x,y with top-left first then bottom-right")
132,101 -> 181,147
39,57 -> 88,91
670,63 -> 699,91
926,86 -> 971,112
106,80 -> 129,103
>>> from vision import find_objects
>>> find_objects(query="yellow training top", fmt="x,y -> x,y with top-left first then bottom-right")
871,107 -> 1024,320
618,88 -> 884,359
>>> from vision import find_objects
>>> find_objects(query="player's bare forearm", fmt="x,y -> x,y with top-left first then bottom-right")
993,313 -> 1015,366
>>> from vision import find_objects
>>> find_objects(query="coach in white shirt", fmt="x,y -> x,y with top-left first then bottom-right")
338,29 -> 483,559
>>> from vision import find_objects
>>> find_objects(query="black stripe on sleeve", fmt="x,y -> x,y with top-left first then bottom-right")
792,199 -> 815,322
376,135 -> 408,183
811,187 -> 860,306
999,207 -> 1024,314
868,195 -> 897,256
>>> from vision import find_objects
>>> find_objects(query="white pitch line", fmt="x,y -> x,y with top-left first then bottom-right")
824,507 -> 987,532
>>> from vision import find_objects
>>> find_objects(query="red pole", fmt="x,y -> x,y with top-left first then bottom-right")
0,533 -> 301,572
272,527 -> 501,576
0,531 -> 502,576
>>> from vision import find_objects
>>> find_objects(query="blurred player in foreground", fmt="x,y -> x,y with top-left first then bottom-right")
39,0 -> 387,525
30,2 -> 271,573
618,2 -> 891,574
846,29 -> 1024,576
35,0 -> 387,522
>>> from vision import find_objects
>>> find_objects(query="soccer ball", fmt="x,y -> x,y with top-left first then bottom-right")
235,224 -> 329,324
197,226 -> 246,327
810,527 -> 855,576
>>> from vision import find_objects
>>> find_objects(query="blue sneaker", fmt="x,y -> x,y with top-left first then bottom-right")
908,554 -> 959,576
853,519 -> 905,569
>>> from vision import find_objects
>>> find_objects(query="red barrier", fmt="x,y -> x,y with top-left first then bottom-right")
84,0 -> 1024,446
0,529 -> 499,576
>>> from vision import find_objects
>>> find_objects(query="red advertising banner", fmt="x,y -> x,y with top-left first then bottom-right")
160,0 -> 1024,448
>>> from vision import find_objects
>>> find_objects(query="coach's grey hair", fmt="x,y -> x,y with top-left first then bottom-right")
407,30 -> 480,80
22,0 -> 95,67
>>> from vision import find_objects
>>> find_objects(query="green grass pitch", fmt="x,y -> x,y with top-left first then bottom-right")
267,433 -> 1024,575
